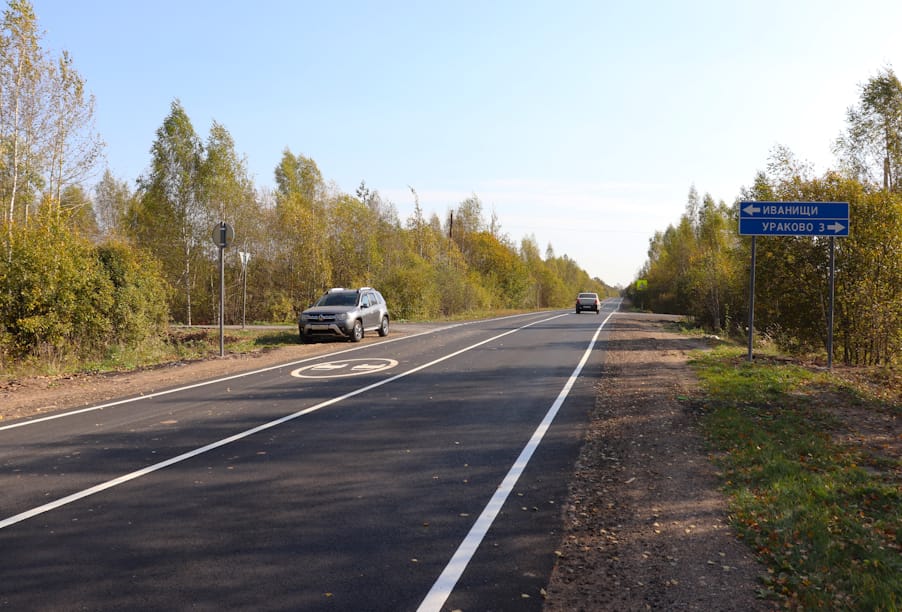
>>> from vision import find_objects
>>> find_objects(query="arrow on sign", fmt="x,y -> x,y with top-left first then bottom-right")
742,203 -> 761,215
827,222 -> 845,233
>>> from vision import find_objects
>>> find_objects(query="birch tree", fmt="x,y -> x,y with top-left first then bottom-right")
273,149 -> 329,308
0,0 -> 45,227
134,99 -> 205,324
0,0 -> 102,229
198,120 -> 257,322
46,50 -> 103,212
835,67 -> 902,192
93,168 -> 134,239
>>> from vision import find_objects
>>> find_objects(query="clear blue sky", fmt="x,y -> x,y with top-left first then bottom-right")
33,0 -> 902,287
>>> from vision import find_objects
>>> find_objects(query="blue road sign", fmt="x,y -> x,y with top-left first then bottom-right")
739,201 -> 849,236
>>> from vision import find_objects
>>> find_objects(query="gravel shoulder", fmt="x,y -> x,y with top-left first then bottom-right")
1,315 -> 773,610
543,311 -> 773,611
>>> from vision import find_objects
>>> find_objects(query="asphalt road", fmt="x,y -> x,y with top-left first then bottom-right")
0,300 -> 621,611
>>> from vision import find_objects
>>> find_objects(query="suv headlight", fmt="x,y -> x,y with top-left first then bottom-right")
334,312 -> 349,322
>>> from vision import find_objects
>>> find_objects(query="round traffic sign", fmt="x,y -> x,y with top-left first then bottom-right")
212,222 -> 235,248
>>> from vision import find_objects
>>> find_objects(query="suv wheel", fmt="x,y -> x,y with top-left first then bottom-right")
378,315 -> 389,337
350,319 -> 364,342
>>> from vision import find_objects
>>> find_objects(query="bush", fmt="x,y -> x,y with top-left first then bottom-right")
1,214 -> 113,359
379,255 -> 438,320
0,215 -> 171,364
96,241 -> 170,346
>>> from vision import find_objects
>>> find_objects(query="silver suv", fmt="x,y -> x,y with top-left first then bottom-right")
299,287 -> 390,343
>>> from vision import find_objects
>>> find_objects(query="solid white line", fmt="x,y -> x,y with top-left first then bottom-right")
0,313 -> 567,531
416,305 -> 618,612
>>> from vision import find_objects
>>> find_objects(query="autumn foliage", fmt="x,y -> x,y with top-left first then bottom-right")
629,68 -> 902,366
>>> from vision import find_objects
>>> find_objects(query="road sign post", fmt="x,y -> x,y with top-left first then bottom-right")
747,236 -> 757,363
239,251 -> 251,329
739,202 -> 849,368
212,222 -> 234,357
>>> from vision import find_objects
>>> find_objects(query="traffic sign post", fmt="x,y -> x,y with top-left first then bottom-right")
212,222 -> 234,357
740,202 -> 849,369
239,251 -> 251,329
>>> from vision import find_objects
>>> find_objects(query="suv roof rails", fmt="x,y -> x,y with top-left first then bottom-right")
327,286 -> 372,293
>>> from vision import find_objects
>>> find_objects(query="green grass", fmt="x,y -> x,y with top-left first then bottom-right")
1,326 -> 301,380
689,346 -> 901,610
663,318 -> 707,336
130,327 -> 301,367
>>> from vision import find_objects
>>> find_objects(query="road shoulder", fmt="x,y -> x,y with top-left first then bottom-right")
543,311 -> 773,611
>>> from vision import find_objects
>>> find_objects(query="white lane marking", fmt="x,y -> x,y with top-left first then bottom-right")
0,313 -> 567,531
416,306 -> 618,612
291,358 -> 399,379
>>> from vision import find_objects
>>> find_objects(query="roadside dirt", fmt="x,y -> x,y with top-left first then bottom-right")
1,315 -> 774,610
0,340 -> 337,423
543,312 -> 774,611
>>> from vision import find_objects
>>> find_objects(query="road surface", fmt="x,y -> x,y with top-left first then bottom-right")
0,300 -> 621,611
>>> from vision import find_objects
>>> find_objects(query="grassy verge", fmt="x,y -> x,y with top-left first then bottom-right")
95,327 -> 301,371
1,326 -> 301,380
3,309 -> 546,380
689,346 -> 901,610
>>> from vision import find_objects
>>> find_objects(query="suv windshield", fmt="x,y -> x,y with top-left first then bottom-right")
316,292 -> 357,307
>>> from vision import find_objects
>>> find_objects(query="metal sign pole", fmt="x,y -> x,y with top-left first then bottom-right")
828,237 -> 835,370
210,221 -> 234,358
219,225 -> 225,358
239,251 -> 250,329
212,221 -> 234,358
747,236 -> 756,362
